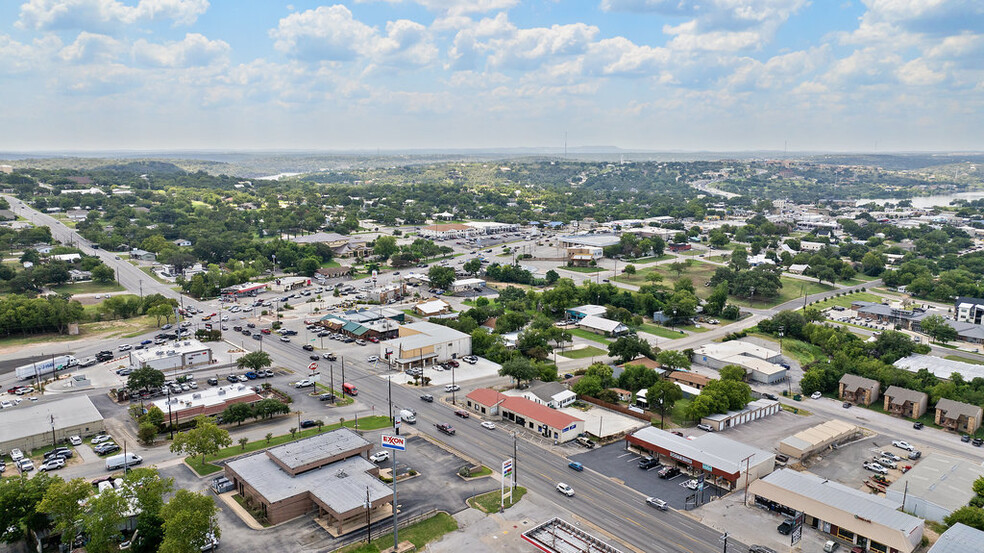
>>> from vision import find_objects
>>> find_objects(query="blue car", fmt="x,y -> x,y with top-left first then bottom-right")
244,371 -> 258,379
568,462 -> 583,472
140,339 -> 153,345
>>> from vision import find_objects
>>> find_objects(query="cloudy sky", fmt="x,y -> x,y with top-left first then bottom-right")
1,0 -> 982,152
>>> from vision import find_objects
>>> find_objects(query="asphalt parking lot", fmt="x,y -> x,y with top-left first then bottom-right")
807,436 -> 923,489
569,443 -> 725,510
708,408 -> 820,453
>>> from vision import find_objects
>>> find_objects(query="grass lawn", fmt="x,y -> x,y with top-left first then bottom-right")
462,298 -> 501,308
468,465 -> 493,477
51,281 -> 124,295
750,333 -> 825,365
614,260 -> 718,288
561,266 -> 604,273
338,512 -> 458,553
811,292 -> 884,311
568,328 -> 612,345
561,346 -> 608,359
468,486 -> 528,513
635,323 -> 686,339
670,398 -> 693,427
945,355 -> 984,366
705,255 -> 729,263
678,324 -> 709,333
728,277 -> 834,309
185,415 -> 391,476
139,266 -> 174,287
624,254 -> 672,264
320,260 -> 341,268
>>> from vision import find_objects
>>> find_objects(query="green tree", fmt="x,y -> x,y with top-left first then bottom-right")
0,473 -> 54,544
861,251 -> 886,276
297,257 -> 320,277
142,405 -> 165,427
253,398 -> 290,419
128,367 -> 165,392
730,248 -> 749,271
647,379 -> 683,428
38,477 -> 92,546
427,265 -> 456,289
373,235 -> 398,260
571,375 -> 603,397
237,351 -> 273,372
624,264 -> 636,275
169,415 -> 232,466
944,505 -> 984,531
585,362 -> 615,388
719,364 -> 746,381
138,422 -> 158,445
668,261 -> 691,277
656,350 -> 691,372
545,269 -> 559,285
91,263 -> 116,283
617,364 -> 660,392
608,335 -> 656,364
83,489 -> 128,553
147,304 -> 174,326
498,357 -> 539,387
123,469 -> 172,553
221,402 -> 255,426
921,314 -> 958,344
973,476 -> 984,498
160,490 -> 219,553
463,258 -> 482,275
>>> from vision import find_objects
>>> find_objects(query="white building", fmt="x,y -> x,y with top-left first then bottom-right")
381,321 -> 471,370
577,315 -> 628,337
130,340 -> 212,373
0,395 -> 105,453
887,454 -> 984,522
149,383 -> 262,425
692,341 -> 786,383
464,221 -> 518,235
451,278 -> 485,292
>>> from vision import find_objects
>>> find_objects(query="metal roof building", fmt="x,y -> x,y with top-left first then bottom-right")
778,419 -> 859,459
894,354 -> 984,382
928,523 -> 984,553
0,395 -> 105,453
887,454 -> 984,522
748,469 -> 924,553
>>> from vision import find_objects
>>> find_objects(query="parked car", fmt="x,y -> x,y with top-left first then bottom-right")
69,435 -> 82,446
913,421 -> 924,430
91,434 -> 112,444
18,459 -> 35,472
639,457 -> 661,470
684,479 -> 701,490
95,443 -> 121,456
810,391 -> 822,399
556,482 -> 575,497
319,393 -> 336,402
908,450 -> 922,460
880,451 -> 902,462
658,466 -> 681,479
893,440 -> 914,451
777,518 -> 795,535
367,355 -> 379,363
696,423 -> 714,432
39,458 -> 65,472
207,377 -> 218,386
645,497 -> 668,510
863,461 -> 888,474
10,449 -> 24,462
370,451 -> 390,463
294,379 -> 315,388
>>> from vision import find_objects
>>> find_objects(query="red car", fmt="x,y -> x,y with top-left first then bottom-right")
261,329 -> 272,334
446,360 -> 459,368
454,410 -> 470,418
368,337 -> 380,343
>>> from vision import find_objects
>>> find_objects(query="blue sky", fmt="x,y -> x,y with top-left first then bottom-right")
0,0 -> 982,152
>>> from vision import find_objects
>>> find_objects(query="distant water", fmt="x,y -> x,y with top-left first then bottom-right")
256,172 -> 303,181
857,191 -> 984,208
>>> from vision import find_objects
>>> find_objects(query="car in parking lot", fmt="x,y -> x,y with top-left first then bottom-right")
91,434 -> 112,444
319,393 -> 336,402
962,434 -> 972,442
639,457 -> 661,470
863,461 -> 888,474
908,450 -> 922,460
645,497 -> 668,510
18,459 -> 35,472
44,447 -> 73,460
294,379 -> 315,388
95,443 -> 121,455
69,435 -> 82,446
658,466 -> 681,479
684,479 -> 701,490
696,423 -> 714,432
893,440 -> 914,451
207,377 -> 218,385
39,458 -> 65,472
370,451 -> 390,463
777,518 -> 795,535
367,355 -> 379,363
880,451 -> 901,462
556,482 -> 575,497
876,457 -> 897,469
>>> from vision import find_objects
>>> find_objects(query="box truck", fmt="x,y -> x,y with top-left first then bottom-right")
105,453 -> 142,471
16,355 -> 78,380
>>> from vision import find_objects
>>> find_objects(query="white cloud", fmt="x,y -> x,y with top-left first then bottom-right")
132,33 -> 229,67
896,58 -> 946,86
356,0 -> 518,16
486,23 -> 599,70
17,0 -> 209,32
582,37 -> 670,77
58,31 -> 122,63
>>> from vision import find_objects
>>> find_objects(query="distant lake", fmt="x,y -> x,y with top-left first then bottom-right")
857,191 -> 984,208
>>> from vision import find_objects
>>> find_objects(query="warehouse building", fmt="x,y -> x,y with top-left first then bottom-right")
129,340 -> 212,372
0,395 -> 104,453
465,388 -> 584,443
778,420 -> 860,459
150,383 -> 263,426
748,469 -> 923,553
224,428 -> 392,531
895,354 -> 984,382
887,454 -> 984,522
928,523 -> 984,553
626,427 -> 775,490
577,315 -> 628,337
382,321 -> 471,370
700,399 -> 781,432
691,341 -> 786,384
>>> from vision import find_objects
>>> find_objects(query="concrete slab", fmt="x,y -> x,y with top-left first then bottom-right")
558,405 -> 646,439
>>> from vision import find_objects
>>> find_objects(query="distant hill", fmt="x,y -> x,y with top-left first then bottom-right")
96,160 -> 186,175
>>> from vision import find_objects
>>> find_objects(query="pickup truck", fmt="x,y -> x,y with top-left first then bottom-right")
435,423 -> 456,435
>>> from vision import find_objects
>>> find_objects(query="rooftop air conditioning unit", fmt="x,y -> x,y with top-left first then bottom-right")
192,393 -> 201,400
217,390 -> 226,396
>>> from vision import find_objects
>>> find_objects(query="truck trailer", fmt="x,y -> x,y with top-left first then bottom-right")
15,355 -> 78,380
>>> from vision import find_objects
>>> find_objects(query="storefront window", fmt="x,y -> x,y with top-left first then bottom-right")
836,528 -> 855,541
869,542 -> 887,553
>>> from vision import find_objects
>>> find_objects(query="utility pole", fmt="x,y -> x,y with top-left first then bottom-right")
387,376 -> 393,424
513,433 -> 518,490
341,357 -> 346,397
742,454 -> 753,505
365,486 -> 372,544
392,449 -> 399,551
330,362 -> 335,404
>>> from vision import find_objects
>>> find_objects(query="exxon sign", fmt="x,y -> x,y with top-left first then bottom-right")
381,435 -> 406,451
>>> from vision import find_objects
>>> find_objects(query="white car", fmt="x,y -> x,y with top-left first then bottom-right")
863,461 -> 888,474
18,459 -> 34,472
119,344 -> 132,351
0,400 -> 12,409
556,483 -> 575,496
481,421 -> 496,430
893,440 -> 914,451
810,391 -> 822,399
10,448 -> 24,462
221,315 -> 229,321
69,435 -> 82,446
684,479 -> 701,490
445,384 -> 460,392
91,434 -> 112,444
369,451 -> 390,463
367,355 -> 379,363
39,458 -> 65,472
294,379 -> 315,388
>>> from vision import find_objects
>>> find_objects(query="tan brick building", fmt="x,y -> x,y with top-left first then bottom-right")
882,386 -> 928,419
838,374 -> 880,406
935,398 -> 984,434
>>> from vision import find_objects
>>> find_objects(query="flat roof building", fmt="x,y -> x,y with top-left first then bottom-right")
577,315 -> 628,337
700,399 -> 781,431
130,339 -> 212,373
626,426 -> 775,490
778,419 -> 860,459
928,523 -> 984,553
224,428 -> 391,532
150,383 -> 262,425
558,234 -> 622,248
692,341 -> 786,383
381,321 -> 471,370
895,354 -> 984,383
887,454 -> 984,522
565,304 -> 607,321
465,388 -> 584,443
748,469 -> 923,553
0,395 -> 105,453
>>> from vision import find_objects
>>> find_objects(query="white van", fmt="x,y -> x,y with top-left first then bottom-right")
399,409 -> 416,424
105,452 -> 142,471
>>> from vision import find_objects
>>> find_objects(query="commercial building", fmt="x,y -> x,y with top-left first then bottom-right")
0,395 -> 104,453
565,304 -> 607,321
691,341 -> 786,384
558,234 -> 621,249
935,398 -> 983,434
320,315 -> 400,342
450,278 -> 485,292
882,386 -> 928,419
928,523 -> 984,553
518,381 -> 577,409
465,388 -> 584,443
954,297 -> 984,324
464,221 -> 518,235
129,340 -> 213,373
566,247 -> 602,266
838,374 -> 880,406
895,354 -> 984,382
748,469 -> 923,553
887,454 -> 984,522
413,298 -> 451,317
700,399 -> 781,432
577,315 -> 628,337
382,321 -> 471,370
271,276 -> 310,293
150,383 -> 262,425
220,282 -> 270,298
419,223 -> 474,240
626,427 -> 775,490
224,428 -> 392,532
778,419 -> 860,459
366,283 -> 405,303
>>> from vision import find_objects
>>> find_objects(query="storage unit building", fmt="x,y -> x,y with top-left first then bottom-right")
700,399 -> 781,432
0,395 -> 104,453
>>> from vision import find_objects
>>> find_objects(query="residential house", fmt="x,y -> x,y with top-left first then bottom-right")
413,299 -> 451,317
665,370 -> 712,390
565,305 -> 607,321
935,398 -> 983,434
882,386 -> 929,419
173,239 -> 192,247
838,374 -> 880,406
129,249 -> 156,262
521,381 -> 577,409
577,315 -> 628,337
668,243 -> 691,252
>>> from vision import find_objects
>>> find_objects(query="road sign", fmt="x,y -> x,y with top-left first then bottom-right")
308,362 -> 318,371
381,435 -> 406,451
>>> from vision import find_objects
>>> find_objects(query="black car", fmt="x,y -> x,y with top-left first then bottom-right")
657,466 -> 681,479
207,378 -> 219,386
252,334 -> 262,340
420,394 -> 434,403
44,447 -> 73,460
309,355 -> 320,361
233,326 -> 243,332
302,344 -> 314,351
247,323 -> 256,328
96,351 -> 114,361
913,421 -> 924,430
762,393 -> 778,400
777,519 -> 795,535
974,438 -> 983,447
299,420 -> 318,429
639,458 -> 661,470
241,329 -> 251,336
